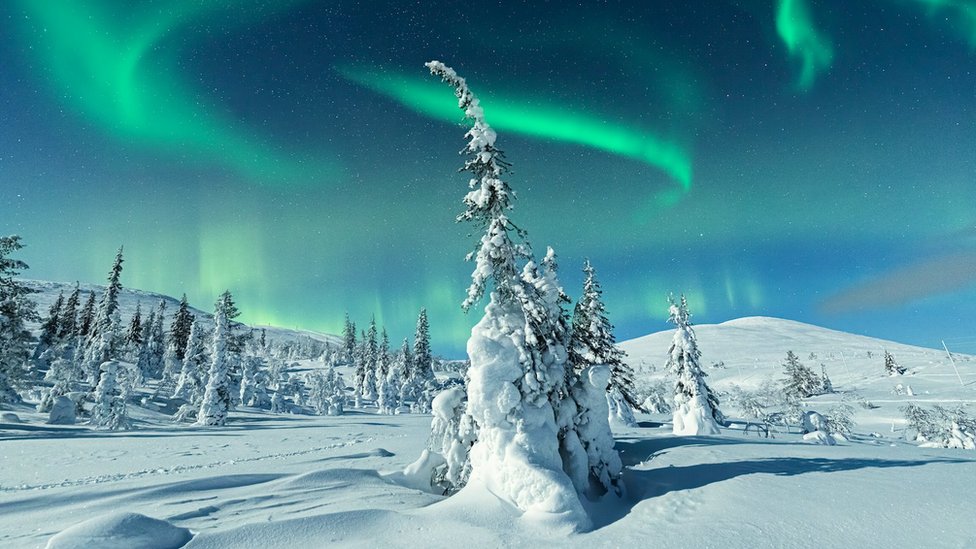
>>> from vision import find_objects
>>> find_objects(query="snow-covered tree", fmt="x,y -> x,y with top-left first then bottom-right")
38,291 -> 64,348
569,259 -> 637,410
342,313 -> 357,364
145,301 -> 167,379
427,386 -> 477,492
393,338 -> 413,409
361,317 -> 378,401
666,294 -> 722,436
523,247 -> 622,496
820,364 -> 834,394
86,247 -> 124,349
782,351 -> 820,401
77,290 -> 96,339
884,350 -> 906,376
306,366 -> 345,416
239,355 -> 268,407
126,302 -> 143,350
568,365 -> 624,496
170,294 -> 194,361
376,330 -> 396,414
413,308 -> 434,386
173,320 -> 208,397
378,328 -> 391,380
902,403 -> 975,449
90,360 -> 128,430
80,248 -> 126,383
423,61 -> 589,525
196,294 -> 233,426
58,284 -> 80,340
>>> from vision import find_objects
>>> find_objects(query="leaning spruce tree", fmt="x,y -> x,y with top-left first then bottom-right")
422,61 -> 606,527
666,294 -> 722,435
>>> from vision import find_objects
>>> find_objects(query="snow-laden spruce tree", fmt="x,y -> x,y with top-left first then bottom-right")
145,300 -> 167,379
666,294 -> 722,436
342,314 -> 357,364
422,61 -> 589,527
0,236 -> 39,403
782,350 -> 821,402
820,364 -> 834,393
172,320 -> 209,413
90,360 -> 129,430
77,290 -> 96,339
196,294 -> 234,426
884,350 -> 906,376
58,284 -> 80,340
568,258 -> 637,428
38,291 -> 64,349
170,294 -> 194,361
413,308 -> 435,385
393,338 -> 413,410
82,247 -> 124,381
126,302 -> 143,355
529,247 -> 622,496
361,317 -> 379,401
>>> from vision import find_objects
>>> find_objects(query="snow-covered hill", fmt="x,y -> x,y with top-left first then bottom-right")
621,316 -> 976,433
3,311 -> 976,548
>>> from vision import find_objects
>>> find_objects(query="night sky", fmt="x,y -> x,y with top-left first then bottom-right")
2,1 -> 975,356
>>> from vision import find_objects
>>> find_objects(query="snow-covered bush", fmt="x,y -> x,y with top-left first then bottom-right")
902,403 -> 975,449
637,379 -> 672,414
427,386 -> 476,493
824,402 -> 855,437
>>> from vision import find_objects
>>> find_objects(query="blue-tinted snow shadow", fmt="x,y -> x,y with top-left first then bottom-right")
589,450 -> 970,530
614,435 -> 774,467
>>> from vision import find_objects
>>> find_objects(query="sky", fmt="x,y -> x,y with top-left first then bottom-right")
2,0 -> 975,357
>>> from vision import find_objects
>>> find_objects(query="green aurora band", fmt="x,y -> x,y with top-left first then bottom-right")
15,0 -> 331,184
338,66 -> 693,205
900,0 -> 976,47
776,0 -> 834,91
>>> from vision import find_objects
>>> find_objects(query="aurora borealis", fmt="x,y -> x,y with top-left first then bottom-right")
2,1 -> 976,355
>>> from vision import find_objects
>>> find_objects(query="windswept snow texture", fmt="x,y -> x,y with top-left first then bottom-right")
3,317 -> 976,548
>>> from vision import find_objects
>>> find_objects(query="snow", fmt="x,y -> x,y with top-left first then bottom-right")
463,298 -> 589,530
44,512 -> 191,549
46,396 -> 75,425
3,315 -> 976,548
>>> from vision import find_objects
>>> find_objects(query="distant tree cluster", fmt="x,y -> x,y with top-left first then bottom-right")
341,308 -> 440,415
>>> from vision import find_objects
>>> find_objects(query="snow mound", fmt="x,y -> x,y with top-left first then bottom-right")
47,396 -> 76,425
1,412 -> 22,423
46,512 -> 192,549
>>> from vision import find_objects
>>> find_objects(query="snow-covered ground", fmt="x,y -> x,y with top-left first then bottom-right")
3,316 -> 976,548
